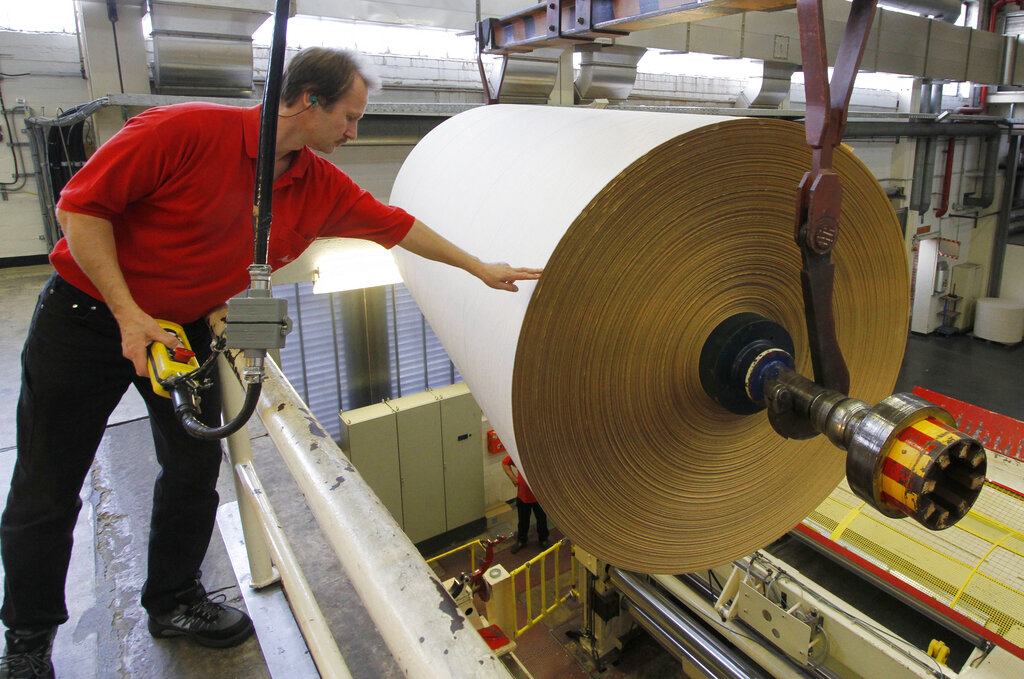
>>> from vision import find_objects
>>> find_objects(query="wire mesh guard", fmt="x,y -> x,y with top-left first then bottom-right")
803,478 -> 1024,652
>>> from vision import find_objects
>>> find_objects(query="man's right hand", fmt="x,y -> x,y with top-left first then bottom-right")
120,310 -> 183,377
59,209 -> 183,376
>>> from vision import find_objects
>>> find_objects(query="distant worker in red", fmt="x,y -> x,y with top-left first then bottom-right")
502,456 -> 549,554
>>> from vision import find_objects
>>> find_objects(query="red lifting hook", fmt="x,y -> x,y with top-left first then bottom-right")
792,0 -> 878,397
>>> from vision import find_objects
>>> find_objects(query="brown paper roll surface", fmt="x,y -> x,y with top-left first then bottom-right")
393,109 -> 908,573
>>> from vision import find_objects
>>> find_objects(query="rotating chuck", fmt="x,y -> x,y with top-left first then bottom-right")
701,313 -> 987,530
843,395 -> 986,529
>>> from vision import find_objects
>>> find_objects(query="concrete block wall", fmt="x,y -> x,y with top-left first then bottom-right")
0,31 -> 90,260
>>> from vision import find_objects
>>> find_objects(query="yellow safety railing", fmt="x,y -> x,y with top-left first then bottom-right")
425,536 -> 576,641
508,539 -> 574,638
426,538 -> 489,574
803,479 -> 1024,647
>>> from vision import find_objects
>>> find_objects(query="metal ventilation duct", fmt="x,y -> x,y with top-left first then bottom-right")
574,45 -> 647,102
149,0 -> 273,97
488,48 -> 562,104
739,61 -> 800,109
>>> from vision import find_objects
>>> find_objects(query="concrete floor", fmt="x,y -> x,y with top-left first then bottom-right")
0,265 -> 416,678
1,263 -> 1022,679
0,265 -> 271,679
894,330 -> 1024,420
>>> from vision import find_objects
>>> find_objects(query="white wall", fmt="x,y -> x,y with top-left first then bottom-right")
1003,245 -> 1024,301
0,31 -> 90,260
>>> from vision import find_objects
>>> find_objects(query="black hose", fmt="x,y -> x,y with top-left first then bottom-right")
106,0 -> 125,95
252,0 -> 291,266
175,0 -> 290,440
173,0 -> 287,440
172,382 -> 263,441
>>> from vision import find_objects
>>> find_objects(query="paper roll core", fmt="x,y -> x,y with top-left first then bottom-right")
392,106 -> 909,573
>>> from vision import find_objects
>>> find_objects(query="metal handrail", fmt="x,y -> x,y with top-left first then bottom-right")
427,538 -> 488,573
218,346 -> 511,678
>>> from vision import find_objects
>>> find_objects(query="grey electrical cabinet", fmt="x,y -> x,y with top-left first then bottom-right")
390,391 -> 447,544
339,384 -> 486,545
433,383 -> 484,531
339,402 -> 403,527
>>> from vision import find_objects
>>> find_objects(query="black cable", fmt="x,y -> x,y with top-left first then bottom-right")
50,108 -> 76,194
252,0 -> 291,266
707,569 -> 723,597
0,72 -> 31,78
277,104 -> 313,118
106,0 -> 125,94
155,334 -> 265,441
55,126 -> 75,188
156,334 -> 226,392
26,100 -> 99,218
169,0 -> 289,441
172,381 -> 263,440
0,82 -> 27,190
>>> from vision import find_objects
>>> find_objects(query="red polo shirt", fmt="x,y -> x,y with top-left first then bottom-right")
52,103 -> 415,324
502,455 -> 538,504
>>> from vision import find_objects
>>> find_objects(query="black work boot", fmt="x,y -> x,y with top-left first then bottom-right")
148,579 -> 253,648
0,628 -> 56,679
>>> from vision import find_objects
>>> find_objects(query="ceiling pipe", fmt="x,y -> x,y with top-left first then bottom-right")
910,81 -> 942,213
963,135 -> 1000,208
842,121 -> 1002,138
958,0 -> 1022,114
931,1 -> 1017,218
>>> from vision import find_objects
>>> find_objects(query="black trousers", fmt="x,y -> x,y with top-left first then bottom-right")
1,274 -> 223,631
515,498 -> 548,545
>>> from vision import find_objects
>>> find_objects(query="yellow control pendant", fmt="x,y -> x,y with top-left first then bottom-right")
147,320 -> 200,398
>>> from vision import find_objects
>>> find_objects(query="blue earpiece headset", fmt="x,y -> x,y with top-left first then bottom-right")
279,93 -> 318,117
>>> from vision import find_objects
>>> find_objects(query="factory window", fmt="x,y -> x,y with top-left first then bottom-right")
0,2 -> 76,32
273,283 -> 348,439
253,16 -> 477,61
275,281 -> 459,440
387,283 -> 460,398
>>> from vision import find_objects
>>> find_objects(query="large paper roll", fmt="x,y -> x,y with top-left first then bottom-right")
974,297 -> 1024,344
391,105 -> 908,573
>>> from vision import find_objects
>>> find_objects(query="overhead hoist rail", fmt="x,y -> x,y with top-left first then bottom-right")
476,0 -> 797,54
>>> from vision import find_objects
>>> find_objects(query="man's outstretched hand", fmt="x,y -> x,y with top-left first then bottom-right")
472,262 -> 542,292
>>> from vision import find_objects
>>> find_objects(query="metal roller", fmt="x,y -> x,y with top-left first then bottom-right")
700,312 -> 987,530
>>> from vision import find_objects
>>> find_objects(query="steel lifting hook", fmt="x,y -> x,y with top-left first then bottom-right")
770,0 -> 877,439
793,0 -> 877,392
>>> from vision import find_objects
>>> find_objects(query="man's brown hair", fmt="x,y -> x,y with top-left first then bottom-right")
281,47 -> 379,109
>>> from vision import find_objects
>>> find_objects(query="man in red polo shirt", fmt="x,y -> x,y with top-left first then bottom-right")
0,47 -> 540,678
502,455 -> 550,554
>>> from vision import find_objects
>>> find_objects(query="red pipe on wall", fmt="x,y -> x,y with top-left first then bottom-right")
935,1 -> 1018,216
